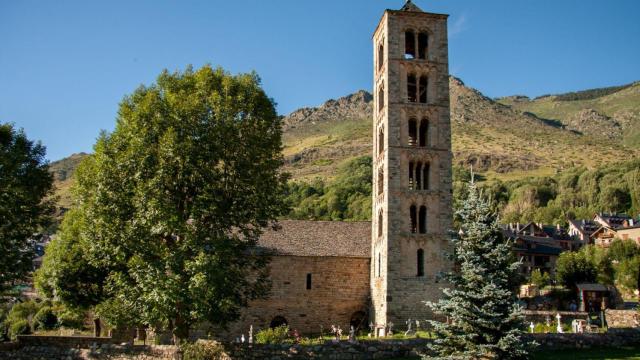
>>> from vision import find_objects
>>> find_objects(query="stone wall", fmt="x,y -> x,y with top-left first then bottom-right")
522,310 -> 589,326
606,309 -> 639,328
371,3 -> 453,331
16,335 -> 115,347
3,330 -> 640,359
0,344 -> 177,360
528,328 -> 640,350
217,255 -> 370,339
216,339 -> 433,360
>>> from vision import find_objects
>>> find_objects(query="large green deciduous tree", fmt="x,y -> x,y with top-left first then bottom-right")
0,123 -> 53,293
43,65 -> 288,341
555,251 -> 597,289
427,181 -> 530,360
34,207 -> 107,309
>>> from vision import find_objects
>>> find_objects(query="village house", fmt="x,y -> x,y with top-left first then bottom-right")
567,219 -> 599,246
592,224 -> 640,247
503,223 -> 569,276
588,213 -> 639,247
593,212 -> 634,229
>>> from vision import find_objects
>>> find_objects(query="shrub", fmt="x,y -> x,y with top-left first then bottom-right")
255,325 -> 290,344
9,319 -> 30,340
530,269 -> 551,288
33,306 -> 58,330
0,321 -> 7,341
7,301 -> 38,324
180,340 -> 225,360
57,310 -> 85,329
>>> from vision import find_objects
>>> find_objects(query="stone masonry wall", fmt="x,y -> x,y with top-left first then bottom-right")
605,309 -> 639,328
0,343 -> 177,360
219,255 -> 370,339
4,330 -> 640,359
372,6 -> 452,329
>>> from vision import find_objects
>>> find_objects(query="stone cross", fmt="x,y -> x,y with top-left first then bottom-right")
529,322 -> 535,333
348,326 -> 357,343
556,313 -> 563,333
404,318 -> 415,336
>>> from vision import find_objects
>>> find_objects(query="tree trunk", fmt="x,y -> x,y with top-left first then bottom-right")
637,262 -> 640,303
94,317 -> 101,337
172,315 -> 190,345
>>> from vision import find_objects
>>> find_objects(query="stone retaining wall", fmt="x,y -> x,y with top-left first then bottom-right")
2,329 -> 640,359
522,310 -> 588,325
221,339 -> 432,359
0,344 -> 177,360
605,309 -> 639,328
16,335 -> 115,347
528,328 -> 640,350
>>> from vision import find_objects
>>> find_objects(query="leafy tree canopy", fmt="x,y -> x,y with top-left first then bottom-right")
36,65 -> 288,341
0,123 -> 53,293
555,251 -> 598,289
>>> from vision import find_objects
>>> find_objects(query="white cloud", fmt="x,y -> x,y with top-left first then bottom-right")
449,13 -> 468,38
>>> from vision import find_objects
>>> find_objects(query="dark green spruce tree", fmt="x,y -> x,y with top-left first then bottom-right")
427,180 -> 531,360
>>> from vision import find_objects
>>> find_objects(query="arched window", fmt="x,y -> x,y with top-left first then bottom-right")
418,75 -> 428,103
378,42 -> 384,70
270,316 -> 288,328
410,205 -> 417,233
378,84 -> 385,112
419,206 -> 427,234
408,161 -> 415,190
417,249 -> 425,276
377,252 -> 381,277
377,169 -> 384,195
408,118 -> 417,146
419,119 -> 428,147
404,31 -> 415,59
418,33 -> 428,60
422,163 -> 430,190
415,162 -> 422,190
378,211 -> 383,236
378,128 -> 384,155
407,74 -> 417,103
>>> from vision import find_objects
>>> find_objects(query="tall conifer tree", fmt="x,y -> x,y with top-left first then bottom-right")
427,181 -> 531,359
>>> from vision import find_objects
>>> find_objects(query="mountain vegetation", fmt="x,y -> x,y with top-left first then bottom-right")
48,79 -> 640,226
498,80 -> 640,148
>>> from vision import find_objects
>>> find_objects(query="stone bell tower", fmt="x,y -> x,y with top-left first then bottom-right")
370,0 -> 452,332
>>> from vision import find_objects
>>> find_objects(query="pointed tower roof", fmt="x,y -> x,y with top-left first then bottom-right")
400,0 -> 423,12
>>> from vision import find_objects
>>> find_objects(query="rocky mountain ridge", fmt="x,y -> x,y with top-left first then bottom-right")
50,78 -> 640,211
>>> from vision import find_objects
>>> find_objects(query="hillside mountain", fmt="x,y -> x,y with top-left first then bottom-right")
283,77 -> 639,181
497,81 -> 640,148
49,78 -> 640,212
49,152 -> 88,210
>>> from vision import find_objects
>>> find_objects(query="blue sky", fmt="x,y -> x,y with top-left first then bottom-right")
1,0 -> 639,161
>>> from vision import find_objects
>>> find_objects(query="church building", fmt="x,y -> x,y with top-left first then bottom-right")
223,1 -> 452,338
